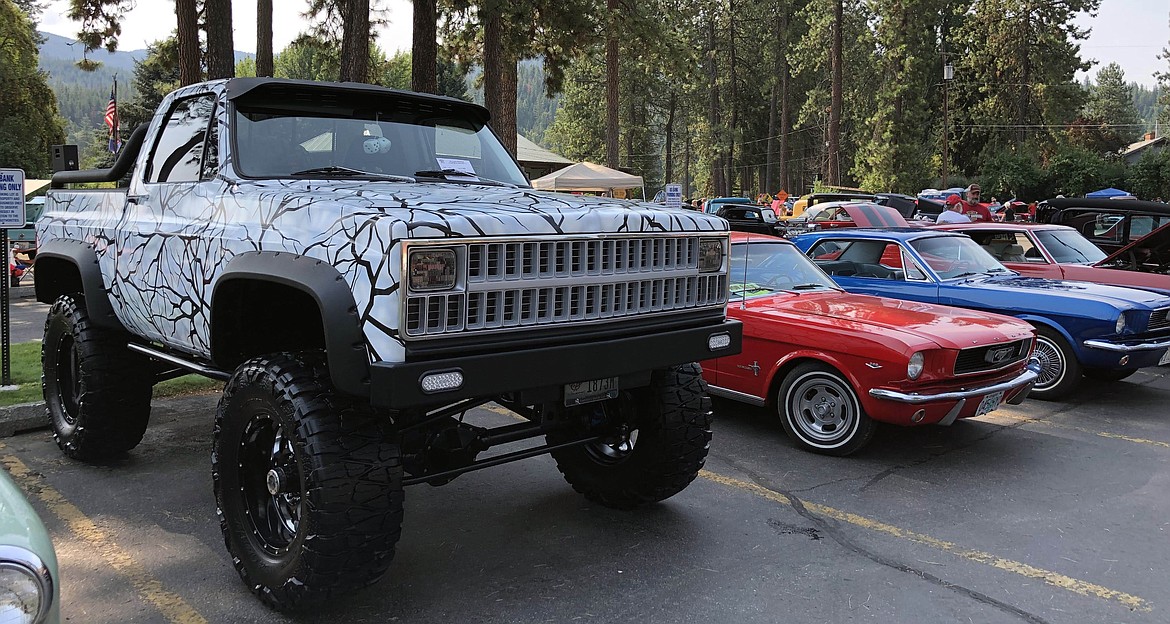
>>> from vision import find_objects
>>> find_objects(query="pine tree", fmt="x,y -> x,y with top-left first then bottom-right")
1086,62 -> 1140,143
0,0 -> 66,176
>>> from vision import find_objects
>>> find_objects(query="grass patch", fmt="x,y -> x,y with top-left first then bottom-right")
0,341 -> 222,408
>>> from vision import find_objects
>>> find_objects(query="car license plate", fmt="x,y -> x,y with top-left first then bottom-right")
975,391 -> 1004,416
1160,349 -> 1170,366
564,377 -> 619,406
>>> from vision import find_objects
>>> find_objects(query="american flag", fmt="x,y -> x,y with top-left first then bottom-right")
104,88 -> 120,153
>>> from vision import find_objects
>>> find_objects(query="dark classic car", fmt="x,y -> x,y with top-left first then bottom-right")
715,204 -> 782,236
934,222 -> 1170,291
702,232 -> 1038,456
1035,197 -> 1170,254
791,228 -> 1170,400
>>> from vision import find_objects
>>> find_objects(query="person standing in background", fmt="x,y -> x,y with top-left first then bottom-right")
961,184 -> 993,221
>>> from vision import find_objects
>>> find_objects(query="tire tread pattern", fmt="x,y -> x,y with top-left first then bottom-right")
550,363 -> 712,510
212,352 -> 404,612
42,294 -> 153,460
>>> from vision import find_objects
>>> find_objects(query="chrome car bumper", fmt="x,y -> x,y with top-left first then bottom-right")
1082,337 -> 1170,352
868,359 -> 1041,426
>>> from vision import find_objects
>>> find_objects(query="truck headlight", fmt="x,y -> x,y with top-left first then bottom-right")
0,552 -> 53,624
409,249 -> 457,291
907,352 -> 924,380
698,238 -> 724,273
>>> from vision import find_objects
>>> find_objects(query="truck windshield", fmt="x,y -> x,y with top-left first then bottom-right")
232,100 -> 529,187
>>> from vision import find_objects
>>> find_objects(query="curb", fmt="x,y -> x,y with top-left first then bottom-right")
0,401 -> 46,438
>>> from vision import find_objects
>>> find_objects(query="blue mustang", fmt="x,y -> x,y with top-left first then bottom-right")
791,228 -> 1170,399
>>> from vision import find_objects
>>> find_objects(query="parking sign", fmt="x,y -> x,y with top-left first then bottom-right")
0,169 -> 25,229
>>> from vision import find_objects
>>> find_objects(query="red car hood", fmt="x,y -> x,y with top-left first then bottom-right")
1096,221 -> 1170,267
739,291 -> 1033,350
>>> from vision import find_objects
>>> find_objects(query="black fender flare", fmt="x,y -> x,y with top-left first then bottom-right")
33,239 -> 126,331
212,252 -> 370,398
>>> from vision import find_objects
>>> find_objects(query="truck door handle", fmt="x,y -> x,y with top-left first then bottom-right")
126,195 -> 147,205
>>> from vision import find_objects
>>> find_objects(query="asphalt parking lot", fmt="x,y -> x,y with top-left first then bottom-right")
2,350 -> 1169,623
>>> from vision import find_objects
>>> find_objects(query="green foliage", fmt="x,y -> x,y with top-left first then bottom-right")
274,34 -> 340,82
0,0 -> 66,176
119,37 -> 181,133
235,56 -> 257,78
1126,150 -> 1170,201
66,0 -> 132,55
948,0 -> 1099,177
1085,63 -> 1140,137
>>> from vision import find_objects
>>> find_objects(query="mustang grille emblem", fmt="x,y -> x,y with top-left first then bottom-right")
985,346 -> 1015,364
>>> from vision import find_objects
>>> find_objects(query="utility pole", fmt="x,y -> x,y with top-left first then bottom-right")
942,63 -> 954,188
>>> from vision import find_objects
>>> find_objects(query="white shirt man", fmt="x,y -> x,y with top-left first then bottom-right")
935,197 -> 972,223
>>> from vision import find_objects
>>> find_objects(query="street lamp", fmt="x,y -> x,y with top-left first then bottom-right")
942,63 -> 954,188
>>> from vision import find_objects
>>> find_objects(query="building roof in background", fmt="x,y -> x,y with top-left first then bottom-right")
516,135 -> 573,166
1123,135 -> 1167,157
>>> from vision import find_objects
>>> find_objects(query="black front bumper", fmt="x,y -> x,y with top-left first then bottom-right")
369,319 -> 743,409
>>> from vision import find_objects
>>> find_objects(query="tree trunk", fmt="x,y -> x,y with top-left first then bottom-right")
827,0 -> 843,185
706,16 -> 723,196
256,0 -> 273,77
664,91 -> 677,185
684,108 -> 692,198
604,0 -> 620,169
484,7 -> 503,136
175,0 -> 200,85
340,0 -> 370,83
498,58 -> 518,157
779,5 -> 791,193
205,0 -> 235,80
727,0 -> 738,195
411,0 -> 437,92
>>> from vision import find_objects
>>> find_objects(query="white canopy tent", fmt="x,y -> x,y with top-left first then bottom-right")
530,161 -> 644,198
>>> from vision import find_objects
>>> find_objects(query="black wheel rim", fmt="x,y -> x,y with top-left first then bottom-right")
582,396 -> 640,465
55,335 -> 81,425
238,413 -> 302,556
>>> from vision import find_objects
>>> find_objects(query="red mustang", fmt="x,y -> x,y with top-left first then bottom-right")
702,232 -> 1040,456
934,221 -> 1170,290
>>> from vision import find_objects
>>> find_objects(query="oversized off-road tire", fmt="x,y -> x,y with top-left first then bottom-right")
1031,326 -> 1081,400
212,353 -> 404,612
777,362 -> 875,456
42,293 -> 153,460
1083,367 -> 1136,382
546,363 -> 712,510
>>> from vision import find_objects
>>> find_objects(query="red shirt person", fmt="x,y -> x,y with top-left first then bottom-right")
961,184 -> 993,222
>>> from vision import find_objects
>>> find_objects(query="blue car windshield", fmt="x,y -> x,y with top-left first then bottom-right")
729,241 -> 840,298
910,236 -> 1009,280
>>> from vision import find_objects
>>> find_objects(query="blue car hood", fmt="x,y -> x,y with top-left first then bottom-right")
960,275 -> 1170,312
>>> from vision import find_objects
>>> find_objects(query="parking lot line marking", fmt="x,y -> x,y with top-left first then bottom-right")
699,470 -> 1151,612
0,449 -> 209,624
984,414 -> 1170,449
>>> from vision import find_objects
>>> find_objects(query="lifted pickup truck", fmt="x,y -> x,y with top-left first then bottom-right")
37,78 -> 741,610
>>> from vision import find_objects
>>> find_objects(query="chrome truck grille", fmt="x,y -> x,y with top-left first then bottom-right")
403,235 -> 729,339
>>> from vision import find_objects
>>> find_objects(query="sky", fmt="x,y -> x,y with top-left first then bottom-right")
36,0 -> 1170,86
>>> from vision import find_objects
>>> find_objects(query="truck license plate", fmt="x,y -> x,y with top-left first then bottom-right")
564,377 -> 619,406
975,391 -> 1004,416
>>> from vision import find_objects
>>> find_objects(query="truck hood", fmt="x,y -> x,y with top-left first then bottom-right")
234,179 -> 727,235
739,290 -> 1033,350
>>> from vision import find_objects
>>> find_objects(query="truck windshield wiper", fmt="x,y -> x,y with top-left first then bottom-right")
413,169 -> 517,187
290,166 -> 415,182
